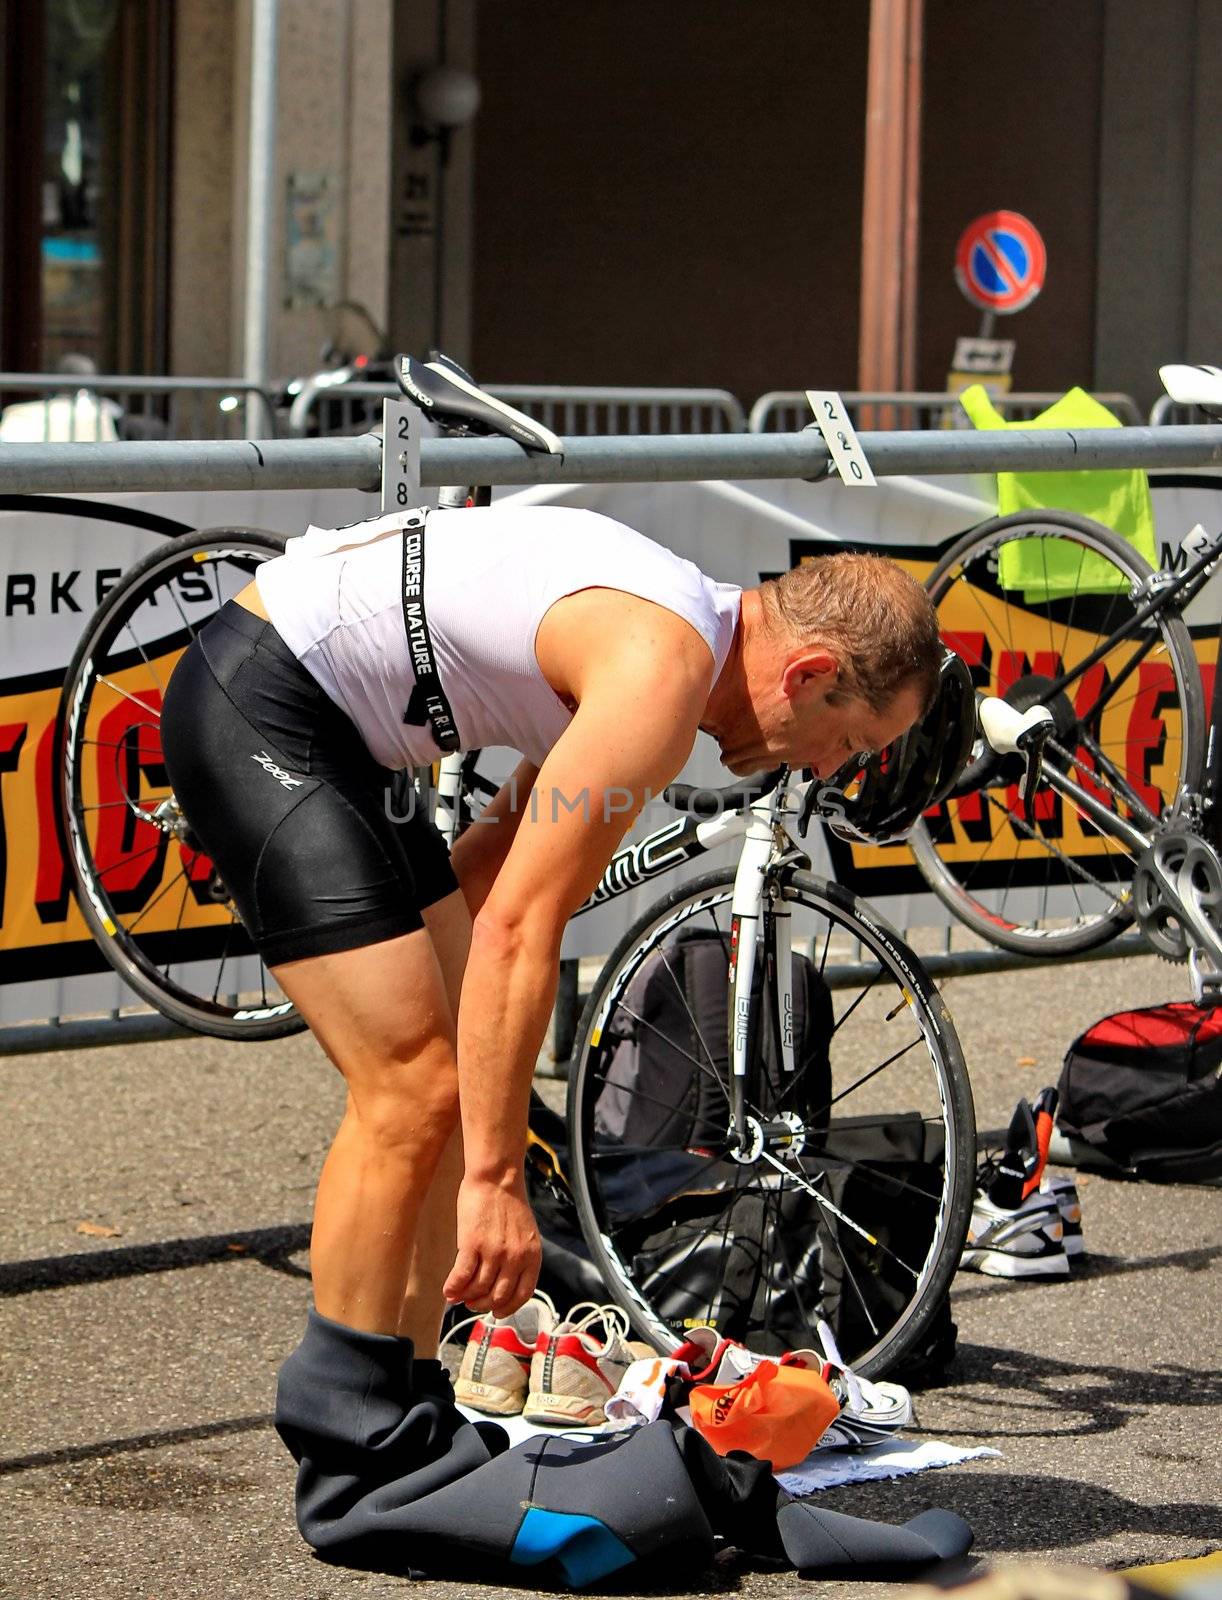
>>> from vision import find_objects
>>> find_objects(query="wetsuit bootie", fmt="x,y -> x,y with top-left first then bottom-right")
777,1501 -> 974,1575
274,1308 -> 498,1563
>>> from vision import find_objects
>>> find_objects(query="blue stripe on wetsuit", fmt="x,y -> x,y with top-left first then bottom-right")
510,1506 -> 635,1587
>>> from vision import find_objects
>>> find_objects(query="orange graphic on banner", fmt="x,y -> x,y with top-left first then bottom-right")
0,646 -> 236,973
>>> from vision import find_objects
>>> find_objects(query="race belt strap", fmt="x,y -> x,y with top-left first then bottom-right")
400,511 -> 460,752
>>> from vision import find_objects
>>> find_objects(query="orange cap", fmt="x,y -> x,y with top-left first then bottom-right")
688,1359 -> 840,1469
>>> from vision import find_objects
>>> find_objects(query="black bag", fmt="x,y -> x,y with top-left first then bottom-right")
1057,1002 -> 1222,1183
812,1112 -> 956,1386
595,928 -> 834,1152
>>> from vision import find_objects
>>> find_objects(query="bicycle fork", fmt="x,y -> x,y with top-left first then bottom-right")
725,787 -> 799,1160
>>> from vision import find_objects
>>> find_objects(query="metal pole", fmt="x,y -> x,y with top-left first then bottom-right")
1,425 -> 1222,495
244,0 -> 280,440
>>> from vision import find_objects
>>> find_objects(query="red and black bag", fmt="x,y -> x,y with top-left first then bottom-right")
1056,1003 -> 1222,1183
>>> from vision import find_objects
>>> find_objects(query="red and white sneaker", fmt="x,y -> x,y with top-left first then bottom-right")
670,1326 -> 740,1381
524,1303 -> 643,1426
443,1292 -> 557,1416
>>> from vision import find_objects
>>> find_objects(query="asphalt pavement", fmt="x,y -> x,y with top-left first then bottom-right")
2,949 -> 1219,1600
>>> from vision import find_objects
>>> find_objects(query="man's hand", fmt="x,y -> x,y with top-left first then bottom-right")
444,1171 -> 542,1316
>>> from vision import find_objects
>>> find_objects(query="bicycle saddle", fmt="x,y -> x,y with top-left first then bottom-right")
1159,362 -> 1222,416
396,353 -> 563,453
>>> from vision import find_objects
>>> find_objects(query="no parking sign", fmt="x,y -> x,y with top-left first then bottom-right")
955,210 -> 1046,315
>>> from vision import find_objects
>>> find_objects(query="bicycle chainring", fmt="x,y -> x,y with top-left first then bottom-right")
1132,826 -> 1222,968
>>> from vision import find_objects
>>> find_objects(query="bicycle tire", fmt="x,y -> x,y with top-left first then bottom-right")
57,526 -> 307,1040
911,510 -> 1206,956
566,867 -> 975,1380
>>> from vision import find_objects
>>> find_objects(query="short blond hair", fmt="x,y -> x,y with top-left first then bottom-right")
759,552 -> 941,713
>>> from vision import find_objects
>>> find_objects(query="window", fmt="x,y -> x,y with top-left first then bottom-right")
1,0 -> 171,374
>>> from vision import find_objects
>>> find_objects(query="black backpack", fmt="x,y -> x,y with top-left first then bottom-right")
1057,1002 -> 1222,1183
595,928 -> 833,1151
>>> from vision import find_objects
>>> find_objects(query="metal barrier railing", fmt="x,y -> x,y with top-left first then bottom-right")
748,389 -> 1145,433
3,422 -> 1221,497
3,371 -> 1164,441
4,420 -> 1221,1056
287,379 -> 746,438
4,932 -> 1151,1063
1148,393 -> 1217,427
0,373 -> 279,441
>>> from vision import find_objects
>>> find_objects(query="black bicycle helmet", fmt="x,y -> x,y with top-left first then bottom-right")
820,648 -> 976,845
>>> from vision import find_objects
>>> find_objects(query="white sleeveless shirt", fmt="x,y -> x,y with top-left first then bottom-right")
255,504 -> 742,770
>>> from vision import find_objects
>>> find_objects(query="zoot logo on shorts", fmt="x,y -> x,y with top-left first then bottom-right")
251,750 -> 305,790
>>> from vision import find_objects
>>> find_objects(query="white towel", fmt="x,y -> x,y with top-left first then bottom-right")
776,1437 -> 1000,1497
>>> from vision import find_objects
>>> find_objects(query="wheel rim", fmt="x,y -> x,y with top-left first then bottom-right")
571,875 -> 970,1376
915,519 -> 1197,950
63,538 -> 299,1033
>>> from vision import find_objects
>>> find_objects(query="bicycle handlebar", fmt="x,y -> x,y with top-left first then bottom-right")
664,767 -> 785,817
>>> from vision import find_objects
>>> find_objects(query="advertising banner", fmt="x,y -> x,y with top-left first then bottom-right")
1,471 -> 1218,1015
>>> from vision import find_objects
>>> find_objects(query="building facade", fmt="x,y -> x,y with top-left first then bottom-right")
1,0 -> 1218,412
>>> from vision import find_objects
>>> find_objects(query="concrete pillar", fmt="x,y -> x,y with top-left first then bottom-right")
858,0 -> 924,394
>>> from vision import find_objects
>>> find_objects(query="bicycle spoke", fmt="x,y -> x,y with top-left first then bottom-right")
612,1004 -> 731,1106
829,968 -> 882,1036
123,620 -> 168,697
760,1150 -> 920,1282
122,862 -> 194,937
94,677 -> 161,719
80,732 -> 158,751
827,1033 -> 925,1112
618,1163 -> 754,1318
95,840 -> 162,880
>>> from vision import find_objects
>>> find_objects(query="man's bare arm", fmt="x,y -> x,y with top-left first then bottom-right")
443,616 -> 712,1315
448,758 -> 539,918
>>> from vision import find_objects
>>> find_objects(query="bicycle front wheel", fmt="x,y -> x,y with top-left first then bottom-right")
912,510 -> 1206,956
58,527 -> 306,1039
567,868 -> 975,1379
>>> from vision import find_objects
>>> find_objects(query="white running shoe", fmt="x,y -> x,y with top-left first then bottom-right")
442,1291 -> 558,1415
1040,1173 -> 1084,1258
786,1320 -> 913,1448
959,1189 -> 1070,1278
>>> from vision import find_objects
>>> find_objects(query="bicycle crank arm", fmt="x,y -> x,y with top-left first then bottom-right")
1144,836 -> 1222,1003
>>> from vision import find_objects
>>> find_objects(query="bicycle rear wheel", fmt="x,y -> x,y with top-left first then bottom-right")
912,510 -> 1206,955
567,868 -> 975,1379
58,527 -> 306,1039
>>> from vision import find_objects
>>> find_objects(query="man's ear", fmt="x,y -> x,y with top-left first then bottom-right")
780,646 -> 840,701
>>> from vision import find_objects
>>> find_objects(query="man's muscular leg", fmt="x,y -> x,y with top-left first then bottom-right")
271,907 -> 468,1343
401,889 -> 472,1354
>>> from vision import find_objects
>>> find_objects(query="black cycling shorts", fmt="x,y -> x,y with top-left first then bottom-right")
160,601 -> 459,967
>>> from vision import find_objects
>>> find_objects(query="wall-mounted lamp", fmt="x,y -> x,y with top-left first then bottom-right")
410,64 -> 481,147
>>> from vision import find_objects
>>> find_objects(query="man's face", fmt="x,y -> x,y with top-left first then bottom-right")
714,647 -> 926,777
